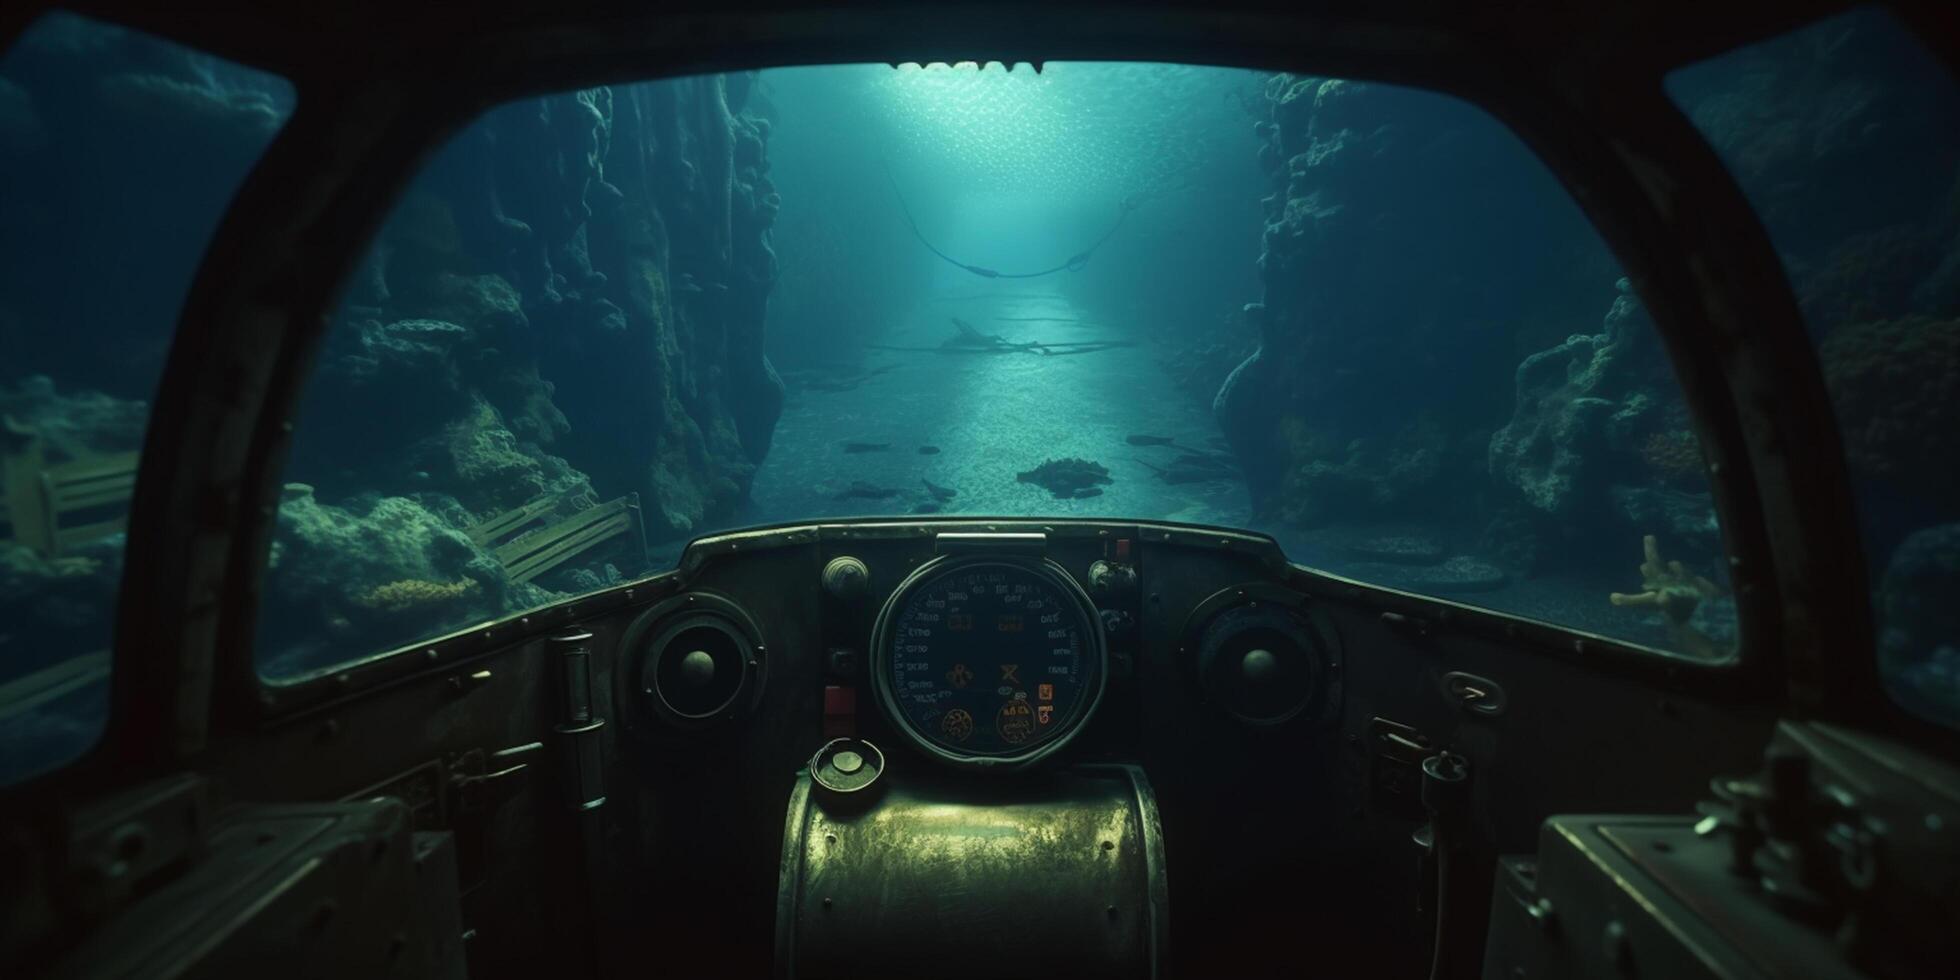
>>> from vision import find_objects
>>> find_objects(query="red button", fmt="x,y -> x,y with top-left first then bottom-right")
1114,538 -> 1132,561
823,685 -> 856,738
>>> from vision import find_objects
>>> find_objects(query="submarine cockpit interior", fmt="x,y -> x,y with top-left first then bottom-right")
3,2 -> 1959,978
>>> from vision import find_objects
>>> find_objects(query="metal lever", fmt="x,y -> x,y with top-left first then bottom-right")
1442,671 -> 1506,716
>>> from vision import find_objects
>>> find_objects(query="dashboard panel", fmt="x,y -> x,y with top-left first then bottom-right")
202,516 -> 1781,980
599,520 -> 1350,976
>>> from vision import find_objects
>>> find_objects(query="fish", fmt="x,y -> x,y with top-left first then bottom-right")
918,445 -> 940,455
1125,434 -> 1178,446
922,479 -> 958,501
841,442 -> 890,454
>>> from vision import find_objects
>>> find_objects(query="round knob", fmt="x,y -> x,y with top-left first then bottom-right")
679,650 -> 716,688
822,556 -> 870,599
809,738 -> 885,794
1241,647 -> 1278,682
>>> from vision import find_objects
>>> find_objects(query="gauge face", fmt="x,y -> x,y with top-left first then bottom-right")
875,559 -> 1104,765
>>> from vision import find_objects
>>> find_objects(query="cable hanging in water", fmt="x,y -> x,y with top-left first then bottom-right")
884,161 -> 1139,279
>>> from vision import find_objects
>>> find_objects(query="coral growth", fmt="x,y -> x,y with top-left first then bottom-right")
256,484 -> 556,675
1489,280 -> 1664,517
1608,534 -> 1729,660
1819,315 -> 1960,502
1017,458 -> 1113,499
1638,430 -> 1705,485
354,577 -> 482,612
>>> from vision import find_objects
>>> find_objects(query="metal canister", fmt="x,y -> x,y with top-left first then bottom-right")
774,764 -> 1168,979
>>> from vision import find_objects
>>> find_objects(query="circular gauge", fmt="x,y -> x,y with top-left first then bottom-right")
871,557 -> 1106,769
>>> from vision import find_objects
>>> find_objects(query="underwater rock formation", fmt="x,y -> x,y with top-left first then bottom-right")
257,485 -> 557,674
1158,308 -> 1257,410
1671,16 -> 1960,334
1879,522 -> 1960,715
0,376 -> 147,462
0,539 -> 123,672
1017,458 -> 1113,499
1671,12 -> 1960,580
323,71 -> 786,553
1219,73 -> 1610,529
1484,282 -> 1724,574
1819,315 -> 1960,509
1488,281 -> 1667,518
0,19 -> 290,398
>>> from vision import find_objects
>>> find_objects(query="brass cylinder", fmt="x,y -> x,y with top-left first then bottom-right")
774,765 -> 1168,979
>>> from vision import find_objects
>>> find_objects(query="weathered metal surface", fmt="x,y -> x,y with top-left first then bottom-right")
1483,814 -> 1863,980
777,765 -> 1167,979
48,798 -> 463,979
1481,722 -> 1960,980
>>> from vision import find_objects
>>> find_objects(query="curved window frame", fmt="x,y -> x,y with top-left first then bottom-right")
1663,5 -> 1960,731
16,4 -> 1895,777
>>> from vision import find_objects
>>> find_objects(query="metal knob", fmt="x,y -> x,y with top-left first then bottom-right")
679,650 -> 715,688
1241,648 -> 1278,682
822,556 -> 870,599
810,738 -> 885,794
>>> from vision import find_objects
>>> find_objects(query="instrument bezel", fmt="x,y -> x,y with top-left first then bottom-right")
870,555 -> 1108,771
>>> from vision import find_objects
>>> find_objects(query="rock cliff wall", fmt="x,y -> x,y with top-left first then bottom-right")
1218,74 -> 1618,532
263,75 -> 785,669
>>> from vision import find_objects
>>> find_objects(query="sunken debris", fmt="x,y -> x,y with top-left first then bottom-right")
1017,458 -> 1113,499
922,479 -> 958,502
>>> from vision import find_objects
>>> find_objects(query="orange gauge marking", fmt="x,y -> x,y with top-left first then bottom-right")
940,709 -> 975,742
1000,663 -> 1021,685
997,700 -> 1036,744
946,663 -> 973,688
